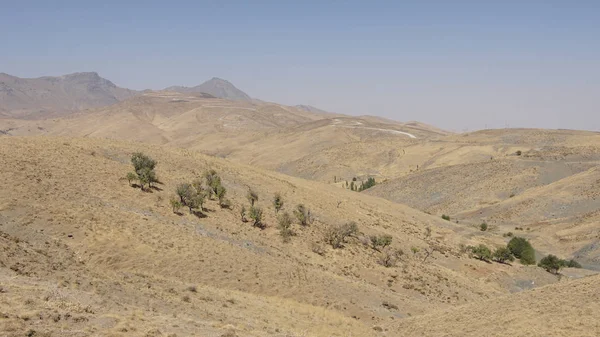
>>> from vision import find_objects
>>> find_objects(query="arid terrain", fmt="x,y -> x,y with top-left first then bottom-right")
1,74 -> 599,336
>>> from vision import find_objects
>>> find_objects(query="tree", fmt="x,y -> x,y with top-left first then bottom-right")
176,183 -> 205,213
370,235 -> 392,251
507,237 -> 536,265
130,152 -> 158,191
278,212 -> 293,242
293,204 -> 312,226
471,244 -> 492,262
538,254 -> 563,274
248,206 -> 264,229
564,259 -> 582,268
324,222 -> 358,248
480,222 -> 488,231
247,188 -> 258,207
358,177 -> 376,191
273,193 -> 284,214
215,184 -> 228,208
441,214 -> 451,221
350,181 -> 355,191
126,172 -> 137,186
203,169 -> 221,199
492,246 -> 514,264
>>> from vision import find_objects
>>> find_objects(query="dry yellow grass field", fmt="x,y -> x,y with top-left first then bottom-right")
2,135 -> 591,336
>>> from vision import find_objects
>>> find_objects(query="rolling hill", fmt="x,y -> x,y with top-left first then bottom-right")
165,77 -> 252,101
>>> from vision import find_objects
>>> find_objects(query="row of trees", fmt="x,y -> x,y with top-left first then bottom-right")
170,169 -> 230,215
342,177 -> 377,192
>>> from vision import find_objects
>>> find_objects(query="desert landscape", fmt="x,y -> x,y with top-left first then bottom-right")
0,69 -> 599,337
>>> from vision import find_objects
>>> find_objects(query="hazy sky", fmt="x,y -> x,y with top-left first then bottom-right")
1,1 -> 599,131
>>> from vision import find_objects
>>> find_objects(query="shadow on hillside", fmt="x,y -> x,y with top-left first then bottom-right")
192,210 -> 207,218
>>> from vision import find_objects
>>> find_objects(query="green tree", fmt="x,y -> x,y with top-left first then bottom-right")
441,214 -> 451,221
203,169 -> 222,199
370,235 -> 392,251
293,204 -> 312,226
507,237 -> 536,265
273,193 -> 284,214
247,188 -> 259,207
170,197 -> 182,213
480,222 -> 488,231
538,254 -> 563,274
492,246 -> 514,263
130,152 -> 158,191
176,183 -> 205,213
564,259 -> 582,268
471,244 -> 492,262
215,184 -> 228,208
358,177 -> 377,191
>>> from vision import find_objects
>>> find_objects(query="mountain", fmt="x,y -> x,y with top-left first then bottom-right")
0,72 -> 139,118
166,77 -> 252,101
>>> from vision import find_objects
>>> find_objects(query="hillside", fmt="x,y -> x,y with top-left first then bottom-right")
0,72 -> 138,118
166,77 -> 252,101
0,136 -> 572,336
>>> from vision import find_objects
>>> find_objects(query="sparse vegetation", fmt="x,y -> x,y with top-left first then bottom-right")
240,205 -> 247,222
492,246 -> 515,264
507,237 -> 536,265
246,188 -> 259,206
248,206 -> 264,229
515,150 -> 522,156
480,222 -> 488,231
470,244 -> 492,262
273,192 -> 284,213
170,197 -> 182,213
277,211 -> 293,242
370,234 -> 392,251
129,152 -> 158,191
503,232 -> 514,238
324,221 -> 358,248
358,177 -> 377,191
293,204 -> 312,226
378,247 -> 404,267
441,214 -> 450,221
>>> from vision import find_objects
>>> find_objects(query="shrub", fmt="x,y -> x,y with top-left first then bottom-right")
564,259 -> 582,268
480,223 -> 488,231
507,237 -> 536,265
370,235 -> 392,251
411,247 -> 420,255
248,206 -> 264,229
358,177 -> 377,191
516,150 -> 522,156
240,205 -> 247,222
325,222 -> 358,248
293,204 -> 313,226
441,214 -> 451,221
246,188 -> 258,206
176,183 -> 206,213
273,193 -> 284,214
471,244 -> 492,262
203,169 -> 221,199
126,172 -> 137,186
215,184 -> 228,208
538,254 -> 563,274
170,197 -> 182,213
311,243 -> 326,256
503,232 -> 514,238
378,248 -> 404,268
278,212 -> 293,242
492,246 -> 514,263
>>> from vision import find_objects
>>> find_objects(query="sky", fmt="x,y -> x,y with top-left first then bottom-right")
1,0 -> 599,131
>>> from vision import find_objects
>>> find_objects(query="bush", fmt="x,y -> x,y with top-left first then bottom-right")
130,152 -> 158,190
273,193 -> 284,214
492,246 -> 514,263
370,235 -> 392,251
246,188 -> 259,206
564,259 -> 582,268
471,244 -> 492,261
215,184 -> 228,208
515,150 -> 522,156
538,254 -> 563,274
240,205 -> 247,222
278,212 -> 293,242
311,243 -> 326,256
378,248 -> 404,268
358,177 -> 377,191
441,214 -> 451,221
203,169 -> 221,199
126,172 -> 137,186
293,204 -> 313,226
170,197 -> 182,213
176,183 -> 206,213
480,223 -> 488,231
507,237 -> 536,265
503,232 -> 514,238
248,206 -> 264,229
325,222 -> 358,248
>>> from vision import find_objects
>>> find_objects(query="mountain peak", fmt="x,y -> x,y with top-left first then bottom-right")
165,77 -> 251,101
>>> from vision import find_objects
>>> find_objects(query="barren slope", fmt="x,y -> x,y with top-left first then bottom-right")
0,136 -> 567,336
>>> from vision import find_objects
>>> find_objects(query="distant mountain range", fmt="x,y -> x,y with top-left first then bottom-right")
0,72 -> 331,118
165,77 -> 252,101
0,72 -> 138,118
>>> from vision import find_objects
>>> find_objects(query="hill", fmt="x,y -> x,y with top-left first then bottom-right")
0,136 -> 572,336
0,72 -> 138,118
166,77 -> 252,101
